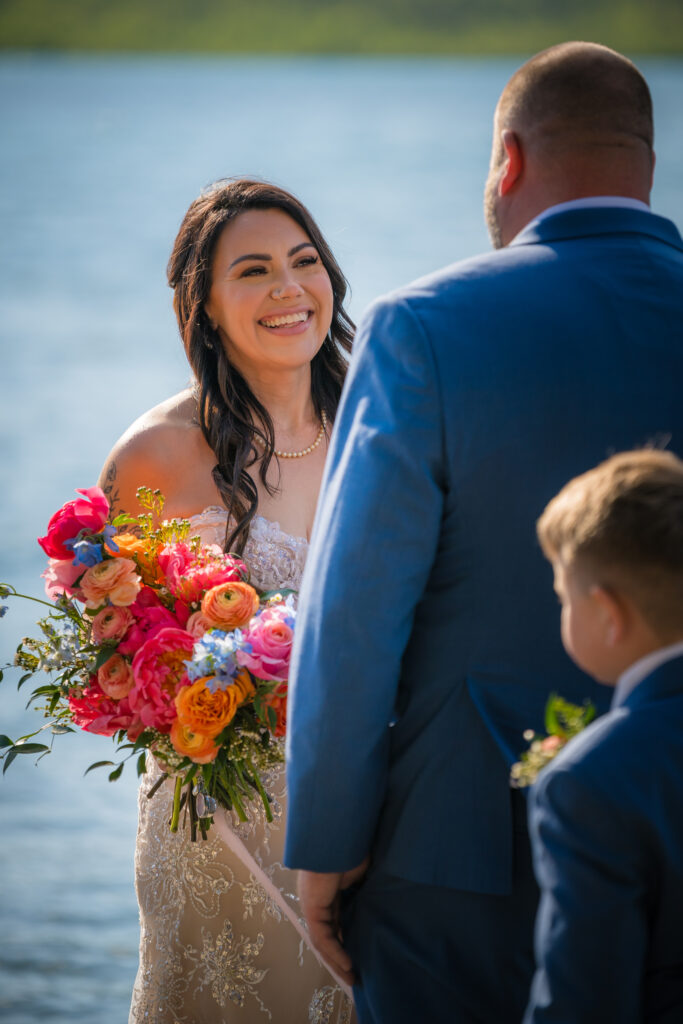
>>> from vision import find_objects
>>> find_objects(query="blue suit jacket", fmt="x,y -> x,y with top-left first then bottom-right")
525,655 -> 683,1023
284,207 -> 683,894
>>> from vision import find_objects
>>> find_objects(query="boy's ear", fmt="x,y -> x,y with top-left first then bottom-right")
589,584 -> 627,647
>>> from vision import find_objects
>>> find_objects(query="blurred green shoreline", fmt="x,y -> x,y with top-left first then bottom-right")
1,0 -> 681,56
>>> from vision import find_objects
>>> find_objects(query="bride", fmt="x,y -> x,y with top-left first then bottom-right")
97,178 -> 355,1023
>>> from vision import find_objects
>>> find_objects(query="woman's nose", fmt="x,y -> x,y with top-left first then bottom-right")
271,270 -> 304,299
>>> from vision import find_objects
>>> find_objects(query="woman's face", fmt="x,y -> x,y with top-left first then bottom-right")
205,207 -> 334,381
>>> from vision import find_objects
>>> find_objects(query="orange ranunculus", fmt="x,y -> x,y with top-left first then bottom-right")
80,557 -> 142,608
169,720 -> 220,763
232,668 -> 256,705
201,581 -> 260,630
106,532 -> 161,584
175,676 -> 238,738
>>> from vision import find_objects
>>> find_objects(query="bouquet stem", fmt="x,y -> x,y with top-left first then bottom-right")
170,776 -> 183,832
249,765 -> 273,823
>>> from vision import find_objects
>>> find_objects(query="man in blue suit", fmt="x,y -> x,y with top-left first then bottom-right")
526,449 -> 683,1023
284,41 -> 683,1022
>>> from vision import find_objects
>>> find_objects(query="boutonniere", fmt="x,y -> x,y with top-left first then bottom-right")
511,694 -> 596,787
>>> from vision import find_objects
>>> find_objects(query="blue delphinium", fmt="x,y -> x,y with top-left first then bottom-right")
185,629 -> 250,692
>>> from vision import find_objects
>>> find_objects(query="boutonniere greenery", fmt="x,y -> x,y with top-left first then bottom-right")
510,694 -> 596,787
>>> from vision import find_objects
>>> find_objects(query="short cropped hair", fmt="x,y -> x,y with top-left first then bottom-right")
498,41 -> 653,152
537,450 -> 683,630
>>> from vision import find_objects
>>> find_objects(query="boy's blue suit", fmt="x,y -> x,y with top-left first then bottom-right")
285,206 -> 683,1019
525,654 -> 683,1024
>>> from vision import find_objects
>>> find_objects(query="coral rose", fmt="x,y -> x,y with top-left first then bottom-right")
201,581 -> 260,630
186,611 -> 211,639
80,558 -> 142,608
129,627 -> 195,732
91,606 -> 134,644
97,654 -> 135,699
237,603 -> 295,682
174,676 -> 238,737
540,734 -> 564,753
169,721 -> 220,763
38,487 -> 110,560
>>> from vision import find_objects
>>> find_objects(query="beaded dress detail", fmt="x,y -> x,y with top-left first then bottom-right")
129,509 -> 354,1024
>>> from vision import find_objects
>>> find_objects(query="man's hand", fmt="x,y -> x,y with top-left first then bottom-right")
298,859 -> 369,987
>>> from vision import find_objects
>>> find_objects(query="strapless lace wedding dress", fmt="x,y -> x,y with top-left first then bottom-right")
128,509 -> 355,1024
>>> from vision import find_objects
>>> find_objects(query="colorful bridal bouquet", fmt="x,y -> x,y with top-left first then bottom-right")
0,486 -> 294,838
510,694 -> 596,788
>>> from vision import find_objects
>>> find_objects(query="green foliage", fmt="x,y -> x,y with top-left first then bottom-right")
544,692 -> 596,739
0,0 -> 680,54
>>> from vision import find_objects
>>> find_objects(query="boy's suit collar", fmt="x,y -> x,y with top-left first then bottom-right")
612,653 -> 683,712
509,206 -> 683,254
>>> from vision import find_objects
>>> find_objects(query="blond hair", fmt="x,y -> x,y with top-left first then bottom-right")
538,449 -> 683,630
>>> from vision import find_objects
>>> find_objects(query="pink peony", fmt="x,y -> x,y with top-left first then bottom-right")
97,653 -> 135,699
117,588 -> 188,655
158,541 -> 247,605
91,606 -> 134,644
80,557 -> 142,608
237,604 -> 294,682
38,487 -> 110,560
68,678 -> 140,737
129,627 -> 195,733
42,558 -> 85,600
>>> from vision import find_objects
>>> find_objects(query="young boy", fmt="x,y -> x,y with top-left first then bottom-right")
525,449 -> 683,1024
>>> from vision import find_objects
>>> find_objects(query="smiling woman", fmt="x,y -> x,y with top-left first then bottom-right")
205,208 -> 334,386
94,178 -> 356,1024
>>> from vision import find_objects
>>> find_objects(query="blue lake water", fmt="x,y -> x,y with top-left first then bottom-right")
1,53 -> 682,1022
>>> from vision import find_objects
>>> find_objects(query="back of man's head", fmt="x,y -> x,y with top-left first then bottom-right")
497,41 -> 653,158
485,42 -> 655,247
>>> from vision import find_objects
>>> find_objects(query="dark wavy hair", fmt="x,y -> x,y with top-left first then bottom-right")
167,178 -> 354,553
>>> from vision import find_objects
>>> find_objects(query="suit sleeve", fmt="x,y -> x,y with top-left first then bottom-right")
284,295 -> 446,871
524,762 -> 649,1023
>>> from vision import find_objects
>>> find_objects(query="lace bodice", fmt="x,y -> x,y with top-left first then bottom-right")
188,507 -> 308,593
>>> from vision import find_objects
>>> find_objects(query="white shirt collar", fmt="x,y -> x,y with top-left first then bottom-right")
613,639 -> 683,707
525,196 -> 652,234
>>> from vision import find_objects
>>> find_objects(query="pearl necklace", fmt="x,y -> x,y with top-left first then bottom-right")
256,410 -> 328,459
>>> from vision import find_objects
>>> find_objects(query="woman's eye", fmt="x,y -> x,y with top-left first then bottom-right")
240,265 -> 267,277
296,255 -> 319,268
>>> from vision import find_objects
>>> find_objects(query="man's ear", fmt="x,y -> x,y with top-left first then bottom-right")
589,584 -> 627,647
499,130 -> 524,197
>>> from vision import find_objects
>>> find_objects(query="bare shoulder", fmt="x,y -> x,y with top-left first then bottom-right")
97,388 -> 213,519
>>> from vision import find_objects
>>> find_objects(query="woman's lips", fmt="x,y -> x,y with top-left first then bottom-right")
258,310 -> 313,332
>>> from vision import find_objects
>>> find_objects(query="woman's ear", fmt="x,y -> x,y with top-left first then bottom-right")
204,304 -> 218,331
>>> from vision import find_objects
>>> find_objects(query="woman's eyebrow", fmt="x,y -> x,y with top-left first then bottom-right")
228,242 -> 316,270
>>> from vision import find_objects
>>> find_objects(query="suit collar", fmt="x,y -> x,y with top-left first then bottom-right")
612,653 -> 683,712
509,206 -> 683,253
